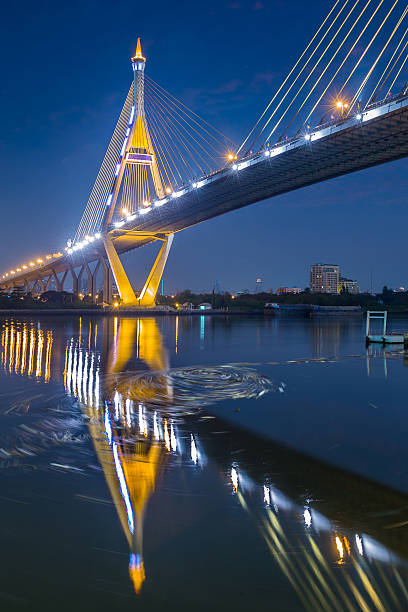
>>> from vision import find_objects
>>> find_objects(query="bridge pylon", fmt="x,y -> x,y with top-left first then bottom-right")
98,38 -> 171,307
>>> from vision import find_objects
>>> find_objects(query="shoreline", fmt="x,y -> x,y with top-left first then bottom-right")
0,307 -> 406,317
0,308 -> 256,316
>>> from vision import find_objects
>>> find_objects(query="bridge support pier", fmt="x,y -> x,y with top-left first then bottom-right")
103,235 -> 138,305
103,233 -> 174,307
100,257 -> 113,305
138,233 -> 174,307
69,267 -> 79,296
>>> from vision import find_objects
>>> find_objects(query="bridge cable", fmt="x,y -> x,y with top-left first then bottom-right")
237,0 -> 345,154
367,22 -> 408,103
247,0 -> 355,150
386,47 -> 408,95
146,85 -> 220,170
248,0 -> 354,149
337,0 -> 399,104
349,2 -> 408,111
145,75 -> 235,148
281,0 -> 375,138
146,83 -> 226,160
264,0 -> 363,143
301,0 -> 380,129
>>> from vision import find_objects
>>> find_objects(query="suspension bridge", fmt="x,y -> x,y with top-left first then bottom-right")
2,0 -> 408,305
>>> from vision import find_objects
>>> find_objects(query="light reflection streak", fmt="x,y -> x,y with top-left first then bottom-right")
303,508 -> 312,528
263,485 -> 271,506
356,534 -> 364,556
170,421 -> 177,452
35,329 -> 44,378
335,535 -> 345,563
114,390 -> 121,420
9,325 -> 15,372
77,350 -> 83,403
138,403 -> 147,436
21,326 -> 27,374
191,434 -> 198,464
28,328 -> 35,376
14,330 -> 21,374
112,440 -> 135,534
164,418 -> 170,451
231,466 -> 239,493
153,411 -> 160,440
125,398 -> 132,427
88,354 -> 94,407
200,315 -> 205,349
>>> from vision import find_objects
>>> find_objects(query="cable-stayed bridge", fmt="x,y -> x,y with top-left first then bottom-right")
2,0 -> 408,305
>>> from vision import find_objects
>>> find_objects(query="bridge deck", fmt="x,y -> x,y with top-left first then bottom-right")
3,94 -> 408,289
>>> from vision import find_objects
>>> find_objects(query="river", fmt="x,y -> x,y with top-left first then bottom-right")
0,313 -> 407,611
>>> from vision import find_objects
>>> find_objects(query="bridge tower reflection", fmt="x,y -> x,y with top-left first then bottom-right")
69,316 -> 173,594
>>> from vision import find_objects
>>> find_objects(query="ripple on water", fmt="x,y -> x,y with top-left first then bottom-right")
109,364 -> 282,414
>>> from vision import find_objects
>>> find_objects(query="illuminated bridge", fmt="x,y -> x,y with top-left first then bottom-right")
2,1 -> 408,305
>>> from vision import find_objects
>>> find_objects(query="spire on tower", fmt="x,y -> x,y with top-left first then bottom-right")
132,38 -> 145,62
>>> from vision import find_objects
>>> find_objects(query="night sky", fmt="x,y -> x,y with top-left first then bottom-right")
1,0 -> 407,293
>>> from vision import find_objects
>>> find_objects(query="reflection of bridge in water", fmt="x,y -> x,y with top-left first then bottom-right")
1,315 -> 408,606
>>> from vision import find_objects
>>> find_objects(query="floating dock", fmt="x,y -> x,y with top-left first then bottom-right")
366,310 -> 408,346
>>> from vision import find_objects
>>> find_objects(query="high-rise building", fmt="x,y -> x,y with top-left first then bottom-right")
310,264 -> 340,294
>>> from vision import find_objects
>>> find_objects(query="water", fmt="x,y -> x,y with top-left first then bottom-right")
0,313 -> 408,611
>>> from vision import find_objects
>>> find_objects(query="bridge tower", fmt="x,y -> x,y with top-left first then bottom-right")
102,38 -> 173,307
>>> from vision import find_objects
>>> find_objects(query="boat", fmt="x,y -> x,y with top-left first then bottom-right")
264,303 -> 312,316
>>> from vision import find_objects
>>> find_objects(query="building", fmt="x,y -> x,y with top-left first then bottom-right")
198,302 -> 212,310
276,287 -> 302,295
255,278 -> 263,293
340,277 -> 360,294
310,264 -> 340,294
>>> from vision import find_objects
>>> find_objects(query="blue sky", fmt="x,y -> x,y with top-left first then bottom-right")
1,0 -> 407,292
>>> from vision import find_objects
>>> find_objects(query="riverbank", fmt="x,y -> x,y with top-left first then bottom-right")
0,306 -> 408,317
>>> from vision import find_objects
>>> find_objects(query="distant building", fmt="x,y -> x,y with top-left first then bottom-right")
310,264 -> 340,294
276,287 -> 301,295
198,302 -> 212,310
340,277 -> 360,294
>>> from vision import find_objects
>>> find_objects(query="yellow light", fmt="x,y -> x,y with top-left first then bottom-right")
336,101 -> 343,108
122,207 -> 128,215
5,273 -> 9,277
10,270 -> 15,275
36,258 -> 43,264
175,303 -> 179,307
165,187 -> 172,194
226,152 -> 237,162
143,200 -> 150,207
22,265 -> 27,269
231,295 -> 235,299
46,255 -> 52,260
29,262 -> 35,266
335,536 -> 344,562
16,268 -> 21,272
113,302 -> 119,308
